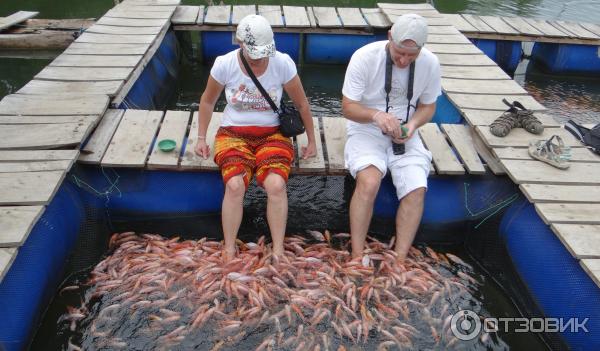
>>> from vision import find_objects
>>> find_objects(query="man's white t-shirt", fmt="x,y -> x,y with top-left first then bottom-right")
210,49 -> 297,127
342,40 -> 442,135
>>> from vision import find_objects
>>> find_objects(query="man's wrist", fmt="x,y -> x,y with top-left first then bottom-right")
371,110 -> 383,122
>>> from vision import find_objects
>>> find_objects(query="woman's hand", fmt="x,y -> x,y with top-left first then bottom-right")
194,139 -> 210,159
301,140 -> 317,159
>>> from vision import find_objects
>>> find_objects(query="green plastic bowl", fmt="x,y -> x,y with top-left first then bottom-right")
158,139 -> 176,152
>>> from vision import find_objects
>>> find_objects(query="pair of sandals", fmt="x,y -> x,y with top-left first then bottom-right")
490,99 -> 544,137
529,134 -> 571,169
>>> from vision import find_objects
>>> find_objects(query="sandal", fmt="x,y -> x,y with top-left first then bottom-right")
490,99 -> 520,137
528,135 -> 571,169
513,100 -> 544,135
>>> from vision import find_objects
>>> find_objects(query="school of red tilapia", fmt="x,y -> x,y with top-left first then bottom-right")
60,231 -> 502,351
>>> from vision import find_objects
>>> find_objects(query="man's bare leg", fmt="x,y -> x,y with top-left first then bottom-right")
350,166 -> 383,258
394,187 -> 426,262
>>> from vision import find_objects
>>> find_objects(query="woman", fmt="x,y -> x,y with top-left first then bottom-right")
195,14 -> 317,260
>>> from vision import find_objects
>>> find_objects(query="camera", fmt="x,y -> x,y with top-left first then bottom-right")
392,142 -> 405,155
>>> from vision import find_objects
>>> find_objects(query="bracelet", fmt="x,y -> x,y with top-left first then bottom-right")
197,135 -> 206,140
372,110 -> 383,121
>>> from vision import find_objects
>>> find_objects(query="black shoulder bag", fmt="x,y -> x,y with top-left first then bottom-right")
239,50 -> 305,138
385,46 -> 415,155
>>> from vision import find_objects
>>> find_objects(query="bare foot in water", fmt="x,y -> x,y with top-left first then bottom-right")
222,248 -> 236,263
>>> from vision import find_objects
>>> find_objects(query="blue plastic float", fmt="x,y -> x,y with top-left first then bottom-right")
531,42 -> 600,75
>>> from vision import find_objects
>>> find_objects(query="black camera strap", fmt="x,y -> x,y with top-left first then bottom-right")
385,45 -> 416,121
239,49 -> 280,115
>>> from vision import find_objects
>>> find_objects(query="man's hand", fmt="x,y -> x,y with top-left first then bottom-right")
372,110 -> 402,139
392,121 -> 416,144
194,139 -> 210,159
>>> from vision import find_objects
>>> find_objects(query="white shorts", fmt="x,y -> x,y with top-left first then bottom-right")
345,127 -> 432,200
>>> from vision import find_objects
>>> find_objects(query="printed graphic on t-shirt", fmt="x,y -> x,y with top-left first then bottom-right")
229,84 -> 278,112
387,77 -> 409,113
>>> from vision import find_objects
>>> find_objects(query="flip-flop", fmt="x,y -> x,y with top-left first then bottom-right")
528,135 -> 571,169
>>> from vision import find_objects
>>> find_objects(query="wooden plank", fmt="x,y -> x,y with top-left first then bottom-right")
501,17 -> 543,36
475,126 -> 582,148
171,5 -> 200,24
0,115 -> 97,125
104,10 -> 173,19
147,110 -> 191,169
447,93 -> 546,111
440,14 -> 477,32
469,128 -> 505,175
461,14 -> 495,33
312,7 -> 341,28
117,0 -> 179,5
552,224 -> 600,259
0,123 -> 92,150
322,117 -> 347,174
0,160 -> 73,173
377,3 -> 436,11
0,206 -> 44,248
580,22 -> 600,37
502,159 -> 600,185
360,8 -> 390,29
536,203 -> 600,225
85,24 -> 162,35
337,8 -> 367,28
231,5 -> 256,25
204,5 -> 231,25
258,5 -> 283,27
0,11 -> 39,32
282,6 -> 310,28
96,17 -> 168,27
553,21 -> 600,40
437,54 -> 496,67
382,9 -> 442,20
76,32 -> 155,44
64,43 -> 150,55
520,184 -> 600,203
307,6 -> 317,28
418,123 -> 464,175
79,109 -> 124,164
580,259 -> 600,288
478,15 -> 519,35
0,94 -> 109,116
0,248 -> 17,283
523,18 -> 569,37
461,109 -> 559,127
50,54 -> 141,68
0,150 -> 79,162
18,80 -> 123,96
426,43 -> 483,55
442,78 -> 527,94
441,65 -> 510,80
101,110 -> 163,167
35,66 -> 131,82
428,25 -> 461,35
296,117 -> 325,173
180,112 -> 221,170
440,124 -> 485,174
196,5 -> 205,25
0,171 -> 65,205
496,147 -> 600,163
114,4 -> 177,12
427,34 -> 471,44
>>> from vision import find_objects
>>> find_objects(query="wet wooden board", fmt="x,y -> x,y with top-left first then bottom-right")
496,147 -> 600,163
552,224 -> 600,259
523,18 -> 569,37
520,184 -> 600,203
17,80 -> 123,96
0,160 -> 73,173
336,8 -> 367,28
437,54 -> 496,67
461,109 -> 559,127
536,203 -> 600,225
171,5 -> 200,24
418,123 -> 464,175
554,21 -> 600,40
0,171 -> 65,205
0,123 -> 92,150
147,110 -> 191,169
360,8 -> 390,28
0,11 -> 38,32
440,124 -> 486,174
204,5 -> 231,25
231,5 -> 256,25
322,117 -> 347,174
441,65 -> 511,80
441,14 -> 477,32
0,248 -> 17,283
0,94 -> 109,116
580,259 -> 600,288
79,109 -> 124,164
469,128 -> 505,175
442,78 -> 528,94
258,5 -> 283,27
0,206 -> 44,248
180,112 -> 221,170
84,24 -> 162,35
296,117 -> 325,173
104,10 -> 173,19
64,43 -> 150,55
501,159 -> 600,185
447,93 -> 546,111
475,126 -> 582,148
76,33 -> 155,44
0,115 -> 97,125
312,7 -> 340,28
427,34 -> 471,44
479,15 -> 519,35
501,17 -> 543,36
0,150 -> 79,162
282,6 -> 310,28
35,66 -> 131,81
96,17 -> 168,27
427,44 -> 483,55
461,14 -> 495,33
50,54 -> 141,68
101,110 -> 163,167
580,22 -> 600,37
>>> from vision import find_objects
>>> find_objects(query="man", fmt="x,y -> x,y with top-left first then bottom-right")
341,14 -> 441,261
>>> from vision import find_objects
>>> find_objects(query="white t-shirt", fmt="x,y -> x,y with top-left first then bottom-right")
210,49 -> 297,127
342,40 -> 442,135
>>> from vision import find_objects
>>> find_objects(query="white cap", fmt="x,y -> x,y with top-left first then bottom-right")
390,14 -> 428,48
236,14 -> 276,59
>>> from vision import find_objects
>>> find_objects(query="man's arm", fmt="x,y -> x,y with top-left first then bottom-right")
394,101 -> 436,143
342,96 -> 403,140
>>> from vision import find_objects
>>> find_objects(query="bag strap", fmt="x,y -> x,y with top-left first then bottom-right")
385,45 -> 415,120
239,49 -> 279,114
